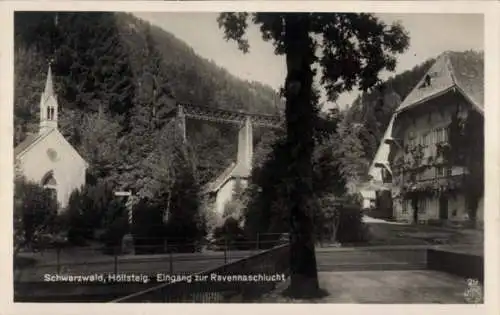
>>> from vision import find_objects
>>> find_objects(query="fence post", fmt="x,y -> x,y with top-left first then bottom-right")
114,253 -> 118,275
169,251 -> 173,274
224,239 -> 228,264
56,247 -> 61,274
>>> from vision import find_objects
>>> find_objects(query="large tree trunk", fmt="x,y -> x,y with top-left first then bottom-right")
283,14 -> 321,298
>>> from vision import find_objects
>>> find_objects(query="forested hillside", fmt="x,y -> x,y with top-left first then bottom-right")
341,58 -> 436,171
14,11 -> 444,194
14,12 -> 281,193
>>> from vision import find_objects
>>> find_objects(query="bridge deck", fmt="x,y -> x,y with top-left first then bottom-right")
178,103 -> 283,128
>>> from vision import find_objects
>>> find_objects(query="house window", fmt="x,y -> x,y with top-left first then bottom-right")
402,199 -> 408,214
424,75 -> 431,87
422,132 -> 432,158
436,166 -> 444,177
423,133 -> 430,146
434,127 -> 447,143
419,75 -> 432,88
418,198 -> 427,214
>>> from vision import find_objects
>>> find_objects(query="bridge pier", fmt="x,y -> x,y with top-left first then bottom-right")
234,116 -> 253,178
177,104 -> 187,141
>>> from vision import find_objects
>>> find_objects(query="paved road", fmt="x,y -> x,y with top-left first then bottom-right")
260,270 -> 472,303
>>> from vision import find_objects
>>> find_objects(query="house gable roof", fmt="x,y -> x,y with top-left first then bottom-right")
395,50 -> 484,114
368,50 -> 483,186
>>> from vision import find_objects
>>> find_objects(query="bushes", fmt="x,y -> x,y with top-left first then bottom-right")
14,176 -> 58,254
161,160 -> 207,252
100,202 -> 129,252
132,198 -> 167,254
65,180 -> 115,245
213,217 -> 249,250
316,194 -> 367,245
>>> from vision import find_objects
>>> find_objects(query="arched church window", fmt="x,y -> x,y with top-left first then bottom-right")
41,171 -> 57,202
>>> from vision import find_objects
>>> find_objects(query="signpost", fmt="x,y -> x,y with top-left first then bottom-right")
114,191 -> 135,255
114,191 -> 132,197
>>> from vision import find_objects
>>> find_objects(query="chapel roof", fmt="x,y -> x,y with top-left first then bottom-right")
395,50 -> 484,114
14,130 -> 53,158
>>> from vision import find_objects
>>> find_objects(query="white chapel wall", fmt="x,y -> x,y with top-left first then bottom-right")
17,131 -> 86,211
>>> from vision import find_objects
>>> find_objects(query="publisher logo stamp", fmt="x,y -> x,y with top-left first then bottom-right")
464,278 -> 483,304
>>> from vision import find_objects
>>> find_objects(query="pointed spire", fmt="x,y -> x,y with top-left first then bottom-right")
44,61 -> 55,98
39,60 -> 59,134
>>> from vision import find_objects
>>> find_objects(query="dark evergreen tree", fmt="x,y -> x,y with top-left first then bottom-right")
164,151 -> 206,251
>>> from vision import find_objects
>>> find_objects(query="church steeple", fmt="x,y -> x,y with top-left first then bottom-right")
44,64 -> 55,97
39,63 -> 59,134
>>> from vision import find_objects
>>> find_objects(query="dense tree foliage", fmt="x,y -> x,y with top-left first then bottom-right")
64,180 -> 115,245
243,106 -> 368,244
14,12 -> 282,194
213,217 -> 248,250
218,12 -> 409,297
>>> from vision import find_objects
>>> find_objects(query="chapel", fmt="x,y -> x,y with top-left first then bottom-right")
14,65 -> 88,212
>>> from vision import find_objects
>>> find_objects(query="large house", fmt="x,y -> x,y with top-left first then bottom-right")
14,65 -> 88,212
370,51 -> 484,224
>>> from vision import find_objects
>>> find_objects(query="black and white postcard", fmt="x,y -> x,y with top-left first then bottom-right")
1,1 -> 499,315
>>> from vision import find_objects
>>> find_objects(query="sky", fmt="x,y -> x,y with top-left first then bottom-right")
133,12 -> 484,111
